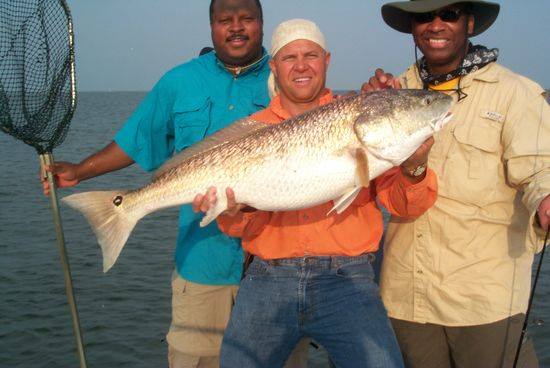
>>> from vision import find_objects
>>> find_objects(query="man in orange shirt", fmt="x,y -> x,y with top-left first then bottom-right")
194,19 -> 437,367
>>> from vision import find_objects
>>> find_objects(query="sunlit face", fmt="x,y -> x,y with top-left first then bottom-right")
269,39 -> 330,104
210,0 -> 263,66
411,5 -> 474,74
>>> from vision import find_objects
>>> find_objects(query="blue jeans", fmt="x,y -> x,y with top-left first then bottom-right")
220,254 -> 404,368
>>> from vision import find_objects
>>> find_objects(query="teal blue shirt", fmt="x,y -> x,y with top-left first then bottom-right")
115,50 -> 270,285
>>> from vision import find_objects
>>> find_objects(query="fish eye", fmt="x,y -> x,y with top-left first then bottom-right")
424,97 -> 433,106
113,195 -> 123,206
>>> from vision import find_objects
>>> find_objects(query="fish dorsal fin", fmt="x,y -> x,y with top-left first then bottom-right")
153,118 -> 270,180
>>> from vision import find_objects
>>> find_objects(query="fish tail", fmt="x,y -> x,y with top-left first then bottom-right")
62,190 -> 139,273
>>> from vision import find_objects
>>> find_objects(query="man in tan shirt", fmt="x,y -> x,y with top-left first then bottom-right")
363,1 -> 550,367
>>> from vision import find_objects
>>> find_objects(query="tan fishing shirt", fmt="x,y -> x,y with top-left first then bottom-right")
380,62 -> 550,326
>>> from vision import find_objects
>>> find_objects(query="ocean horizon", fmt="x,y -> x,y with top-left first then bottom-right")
1,91 -> 549,367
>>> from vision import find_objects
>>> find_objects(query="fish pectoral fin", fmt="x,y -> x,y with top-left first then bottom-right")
327,187 -> 362,216
354,147 -> 370,187
199,195 -> 228,228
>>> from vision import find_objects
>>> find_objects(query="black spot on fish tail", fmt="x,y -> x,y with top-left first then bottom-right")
113,196 -> 123,206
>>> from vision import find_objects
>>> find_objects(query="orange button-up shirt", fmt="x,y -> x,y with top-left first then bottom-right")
217,89 -> 438,260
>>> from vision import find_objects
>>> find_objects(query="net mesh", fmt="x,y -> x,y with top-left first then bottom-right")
0,0 -> 75,154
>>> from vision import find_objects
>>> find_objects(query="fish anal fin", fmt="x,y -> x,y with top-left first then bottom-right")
327,187 -> 362,216
199,192 -> 229,227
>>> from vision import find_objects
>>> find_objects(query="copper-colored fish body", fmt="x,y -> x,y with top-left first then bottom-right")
63,90 -> 452,271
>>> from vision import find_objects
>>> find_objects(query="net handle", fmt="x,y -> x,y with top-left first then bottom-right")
40,153 -> 88,368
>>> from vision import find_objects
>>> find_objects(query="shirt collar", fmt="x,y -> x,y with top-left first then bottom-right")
213,47 -> 269,77
408,62 -> 499,91
269,88 -> 333,121
464,62 -> 499,84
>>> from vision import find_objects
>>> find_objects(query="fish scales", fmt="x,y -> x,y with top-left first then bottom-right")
62,90 -> 453,271
126,96 -> 364,214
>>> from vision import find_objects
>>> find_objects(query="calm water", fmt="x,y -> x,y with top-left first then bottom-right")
1,92 -> 549,367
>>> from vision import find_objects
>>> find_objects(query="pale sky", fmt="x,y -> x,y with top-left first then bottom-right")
66,0 -> 550,92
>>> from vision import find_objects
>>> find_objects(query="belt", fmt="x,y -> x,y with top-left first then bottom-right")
264,252 -> 376,268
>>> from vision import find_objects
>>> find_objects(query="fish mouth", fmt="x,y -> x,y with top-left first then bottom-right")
432,111 -> 453,131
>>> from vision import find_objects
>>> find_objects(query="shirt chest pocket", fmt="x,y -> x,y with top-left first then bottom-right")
173,97 -> 211,151
442,117 -> 503,207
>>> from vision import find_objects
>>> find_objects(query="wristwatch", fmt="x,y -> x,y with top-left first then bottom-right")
406,163 -> 427,177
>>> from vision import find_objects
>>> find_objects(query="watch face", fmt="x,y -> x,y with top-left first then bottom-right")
412,164 -> 427,177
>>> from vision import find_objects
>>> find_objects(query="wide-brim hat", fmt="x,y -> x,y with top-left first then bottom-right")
381,0 -> 500,37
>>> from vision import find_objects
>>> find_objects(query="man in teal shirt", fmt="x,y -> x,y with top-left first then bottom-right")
43,0 -> 269,366
115,47 -> 269,286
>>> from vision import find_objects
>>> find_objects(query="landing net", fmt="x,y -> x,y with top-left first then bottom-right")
0,0 -> 76,154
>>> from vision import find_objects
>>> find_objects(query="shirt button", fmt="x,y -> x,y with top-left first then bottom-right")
417,234 -> 423,238
228,104 -> 234,110
416,269 -> 423,274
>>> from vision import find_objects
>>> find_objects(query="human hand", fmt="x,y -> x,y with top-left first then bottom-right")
41,161 -> 81,196
192,186 -> 245,217
361,68 -> 402,93
400,137 -> 434,181
537,195 -> 550,231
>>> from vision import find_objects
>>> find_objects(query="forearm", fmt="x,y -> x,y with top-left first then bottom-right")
76,141 -> 134,181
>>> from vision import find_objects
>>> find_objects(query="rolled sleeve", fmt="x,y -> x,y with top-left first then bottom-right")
115,78 -> 175,172
217,210 -> 272,240
375,167 -> 438,217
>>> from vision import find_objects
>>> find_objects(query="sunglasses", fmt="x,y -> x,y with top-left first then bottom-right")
411,8 -> 464,24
